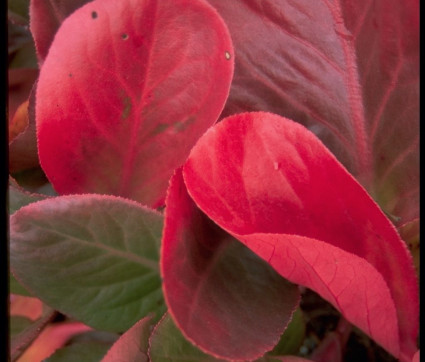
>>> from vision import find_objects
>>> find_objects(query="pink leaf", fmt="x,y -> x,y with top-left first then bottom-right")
30,0 -> 92,63
207,0 -> 419,226
182,112 -> 418,361
412,350 -> 419,362
161,169 -> 300,360
36,0 -> 234,207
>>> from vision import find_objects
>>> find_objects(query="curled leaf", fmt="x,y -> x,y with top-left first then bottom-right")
161,169 -> 300,360
182,112 -> 418,360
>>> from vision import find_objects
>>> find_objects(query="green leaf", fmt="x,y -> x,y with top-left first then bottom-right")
267,308 -> 306,357
8,0 -> 30,21
66,330 -> 119,345
149,313 -> 309,362
10,316 -> 33,337
45,341 -> 112,362
149,313 -> 225,361
8,20 -> 38,68
10,194 -> 165,333
10,167 -> 55,196
9,176 -> 48,214
10,273 -> 32,296
101,316 -> 153,362
399,219 -> 420,279
9,176 -> 48,296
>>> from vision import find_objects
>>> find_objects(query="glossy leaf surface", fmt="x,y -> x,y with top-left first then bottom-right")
36,0 -> 234,207
10,195 -> 164,332
207,0 -> 419,226
162,169 -> 300,360
182,112 -> 418,360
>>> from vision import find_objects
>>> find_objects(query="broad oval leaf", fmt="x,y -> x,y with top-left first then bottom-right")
182,112 -> 419,361
36,0 -> 234,207
101,316 -> 152,362
161,169 -> 300,360
207,0 -> 419,227
10,194 -> 165,332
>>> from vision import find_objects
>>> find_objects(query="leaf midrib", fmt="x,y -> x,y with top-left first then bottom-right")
32,223 -> 159,272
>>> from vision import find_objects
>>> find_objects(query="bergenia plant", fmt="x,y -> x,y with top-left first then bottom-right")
8,0 -> 419,361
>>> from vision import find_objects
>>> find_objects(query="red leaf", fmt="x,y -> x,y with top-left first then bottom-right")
412,350 -> 419,362
207,0 -> 419,226
182,112 -> 418,361
161,169 -> 300,360
36,0 -> 234,207
30,0 -> 92,63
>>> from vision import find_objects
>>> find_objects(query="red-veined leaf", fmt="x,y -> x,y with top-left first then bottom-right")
182,112 -> 418,361
207,0 -> 419,226
36,0 -> 234,207
161,169 -> 300,360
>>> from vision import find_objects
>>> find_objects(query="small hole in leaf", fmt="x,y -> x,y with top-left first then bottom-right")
225,51 -> 231,60
121,33 -> 129,40
91,11 -> 98,19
